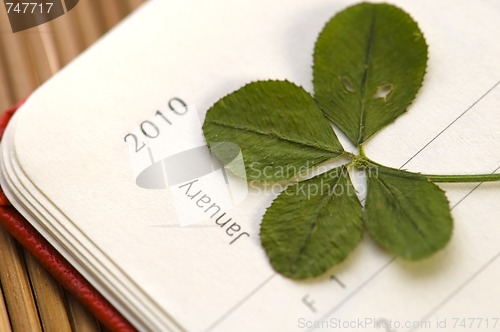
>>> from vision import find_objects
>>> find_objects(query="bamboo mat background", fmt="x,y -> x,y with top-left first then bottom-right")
0,1 -> 144,330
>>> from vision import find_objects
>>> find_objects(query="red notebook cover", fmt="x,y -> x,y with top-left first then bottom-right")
0,100 -> 136,332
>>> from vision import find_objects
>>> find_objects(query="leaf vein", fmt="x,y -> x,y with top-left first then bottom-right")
291,175 -> 344,270
375,176 -> 434,250
358,5 -> 376,144
207,119 -> 342,155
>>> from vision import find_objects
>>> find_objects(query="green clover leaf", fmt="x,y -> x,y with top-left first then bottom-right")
313,3 -> 427,145
260,166 -> 362,279
202,2 -> 500,279
203,80 -> 344,181
364,165 -> 453,260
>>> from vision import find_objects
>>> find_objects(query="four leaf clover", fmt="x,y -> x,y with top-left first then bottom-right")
202,3 -> 497,279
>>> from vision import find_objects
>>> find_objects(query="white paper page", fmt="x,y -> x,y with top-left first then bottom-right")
3,0 -> 500,331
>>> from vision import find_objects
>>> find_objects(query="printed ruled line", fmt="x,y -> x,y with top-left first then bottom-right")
410,250 -> 500,332
205,273 -> 276,332
400,79 -> 500,169
307,257 -> 397,332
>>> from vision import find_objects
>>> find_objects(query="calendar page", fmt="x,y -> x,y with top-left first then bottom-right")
1,0 -> 500,331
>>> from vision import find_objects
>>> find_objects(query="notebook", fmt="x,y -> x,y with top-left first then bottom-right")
1,0 -> 500,331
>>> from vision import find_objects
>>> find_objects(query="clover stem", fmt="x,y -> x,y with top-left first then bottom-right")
342,151 -> 357,160
357,156 -> 500,183
358,144 -> 366,157
424,173 -> 500,183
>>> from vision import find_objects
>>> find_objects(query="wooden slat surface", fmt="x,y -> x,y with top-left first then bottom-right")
0,1 -> 145,330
